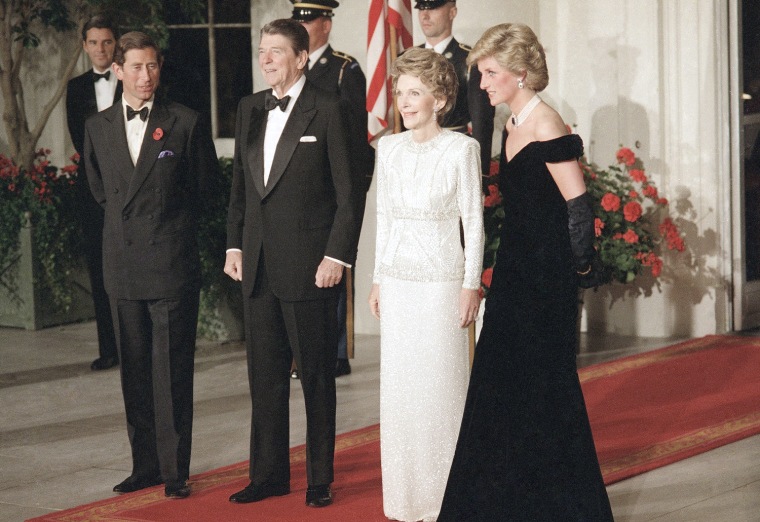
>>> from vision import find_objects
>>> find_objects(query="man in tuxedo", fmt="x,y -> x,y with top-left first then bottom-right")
416,0 -> 495,177
84,31 -> 218,499
66,14 -> 122,371
292,0 -> 374,378
224,18 -> 363,508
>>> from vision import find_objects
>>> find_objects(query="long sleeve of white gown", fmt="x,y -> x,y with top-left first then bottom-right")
458,141 -> 485,290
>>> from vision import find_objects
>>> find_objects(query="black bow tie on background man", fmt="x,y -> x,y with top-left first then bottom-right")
264,92 -> 291,112
126,106 -> 149,122
93,71 -> 110,82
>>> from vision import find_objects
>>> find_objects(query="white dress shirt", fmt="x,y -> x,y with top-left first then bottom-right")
93,67 -> 118,112
122,98 -> 154,165
425,35 -> 454,55
263,75 -> 306,186
228,74 -> 350,268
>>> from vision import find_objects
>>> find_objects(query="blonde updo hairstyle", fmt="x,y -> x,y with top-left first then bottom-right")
391,47 -> 458,120
467,23 -> 549,93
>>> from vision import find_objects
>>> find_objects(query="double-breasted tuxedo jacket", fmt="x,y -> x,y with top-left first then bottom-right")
83,99 -> 218,485
84,101 -> 217,300
65,69 -> 122,360
226,81 -> 364,301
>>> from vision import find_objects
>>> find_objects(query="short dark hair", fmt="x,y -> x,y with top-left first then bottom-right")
81,14 -> 119,42
113,31 -> 163,67
261,19 -> 310,56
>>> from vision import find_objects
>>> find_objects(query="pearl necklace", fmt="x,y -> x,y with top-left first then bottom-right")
510,94 -> 541,127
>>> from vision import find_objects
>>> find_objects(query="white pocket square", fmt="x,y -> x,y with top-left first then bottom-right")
299,136 -> 317,142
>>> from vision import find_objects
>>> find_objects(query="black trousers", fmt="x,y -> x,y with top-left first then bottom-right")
244,258 -> 338,487
80,196 -> 117,360
111,292 -> 199,486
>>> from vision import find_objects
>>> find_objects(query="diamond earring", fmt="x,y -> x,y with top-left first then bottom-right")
518,79 -> 524,89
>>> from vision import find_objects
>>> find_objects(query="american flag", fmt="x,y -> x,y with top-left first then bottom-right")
366,0 -> 413,140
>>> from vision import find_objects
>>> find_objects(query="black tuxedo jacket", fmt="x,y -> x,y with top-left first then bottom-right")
84,100 -> 219,300
66,69 -> 123,156
419,38 -> 495,175
226,80 -> 364,302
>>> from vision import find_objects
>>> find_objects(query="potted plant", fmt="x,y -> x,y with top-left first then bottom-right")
196,157 -> 243,341
479,143 -> 686,296
0,150 -> 91,328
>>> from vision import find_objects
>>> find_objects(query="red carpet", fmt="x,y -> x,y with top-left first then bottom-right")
27,335 -> 760,521
581,334 -> 760,484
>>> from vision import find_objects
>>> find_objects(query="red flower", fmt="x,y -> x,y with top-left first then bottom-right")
643,185 -> 658,198
489,160 -> 499,177
637,252 -> 664,277
594,217 -> 604,237
481,267 -> 493,288
616,147 -> 636,166
657,197 -> 668,205
484,184 -> 502,207
153,128 -> 164,140
622,229 -> 639,244
623,201 -> 643,222
651,258 -> 663,277
629,190 -> 638,199
629,168 -> 647,183
601,192 -> 621,212
659,218 -> 686,252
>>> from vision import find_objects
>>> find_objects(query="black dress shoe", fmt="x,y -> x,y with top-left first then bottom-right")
290,368 -> 299,379
165,481 -> 191,498
229,482 -> 290,503
113,474 -> 162,494
335,359 -> 351,377
305,484 -> 332,507
91,356 -> 119,371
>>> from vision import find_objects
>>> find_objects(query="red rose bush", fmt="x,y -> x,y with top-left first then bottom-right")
581,146 -> 685,284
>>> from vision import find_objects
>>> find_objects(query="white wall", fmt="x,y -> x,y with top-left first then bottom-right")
322,0 -> 732,338
0,1 -> 734,339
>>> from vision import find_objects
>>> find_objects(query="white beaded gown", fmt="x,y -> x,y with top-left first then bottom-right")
373,129 -> 484,522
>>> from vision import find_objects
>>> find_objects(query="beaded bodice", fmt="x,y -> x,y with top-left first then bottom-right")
373,130 -> 484,289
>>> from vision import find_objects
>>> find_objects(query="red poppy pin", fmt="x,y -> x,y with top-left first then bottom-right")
153,128 -> 163,140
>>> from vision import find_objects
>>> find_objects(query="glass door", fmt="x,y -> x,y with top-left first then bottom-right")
732,0 -> 760,329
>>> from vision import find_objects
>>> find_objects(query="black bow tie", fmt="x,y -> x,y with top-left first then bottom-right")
126,106 -> 149,122
93,71 -> 110,82
264,92 -> 291,112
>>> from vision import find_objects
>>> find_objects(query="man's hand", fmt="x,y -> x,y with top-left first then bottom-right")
224,251 -> 243,281
315,258 -> 344,288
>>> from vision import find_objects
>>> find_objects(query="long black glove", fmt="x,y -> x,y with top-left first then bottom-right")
567,192 -> 610,289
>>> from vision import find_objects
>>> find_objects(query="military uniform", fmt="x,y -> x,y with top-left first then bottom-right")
306,46 -> 375,190
292,0 -> 373,378
415,0 -> 495,176
426,38 -> 495,176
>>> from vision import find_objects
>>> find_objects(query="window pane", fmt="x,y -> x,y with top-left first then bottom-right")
164,0 -> 209,25
162,28 -> 212,120
743,0 -> 760,114
216,28 -> 252,137
214,0 -> 250,24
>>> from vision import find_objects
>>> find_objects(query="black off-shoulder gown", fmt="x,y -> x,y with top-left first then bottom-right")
438,135 -> 614,521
